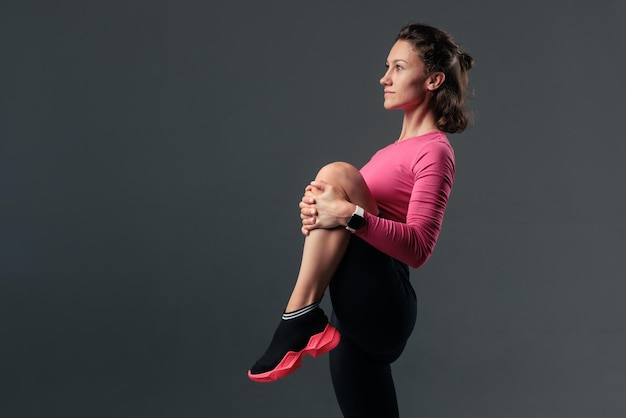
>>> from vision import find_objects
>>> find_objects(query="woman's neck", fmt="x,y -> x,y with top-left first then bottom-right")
396,105 -> 439,142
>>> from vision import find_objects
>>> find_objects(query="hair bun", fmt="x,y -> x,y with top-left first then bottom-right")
459,51 -> 474,70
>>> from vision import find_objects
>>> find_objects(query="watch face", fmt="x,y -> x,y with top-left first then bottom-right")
348,214 -> 365,230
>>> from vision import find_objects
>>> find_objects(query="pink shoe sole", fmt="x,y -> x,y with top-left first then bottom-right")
248,323 -> 341,383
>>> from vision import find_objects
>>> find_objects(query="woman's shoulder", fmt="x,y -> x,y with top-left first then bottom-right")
402,130 -> 451,146
367,131 -> 453,167
405,132 -> 455,173
395,131 -> 453,157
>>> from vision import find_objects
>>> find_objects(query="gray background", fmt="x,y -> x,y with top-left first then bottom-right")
1,1 -> 625,417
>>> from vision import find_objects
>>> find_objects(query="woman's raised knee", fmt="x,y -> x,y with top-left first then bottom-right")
315,162 -> 361,184
314,162 -> 378,215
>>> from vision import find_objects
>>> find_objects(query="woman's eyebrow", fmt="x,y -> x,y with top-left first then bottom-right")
387,58 -> 409,64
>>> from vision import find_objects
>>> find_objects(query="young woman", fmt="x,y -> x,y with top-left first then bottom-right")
248,23 -> 474,417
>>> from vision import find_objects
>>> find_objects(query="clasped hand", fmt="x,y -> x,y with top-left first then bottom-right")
299,180 -> 351,236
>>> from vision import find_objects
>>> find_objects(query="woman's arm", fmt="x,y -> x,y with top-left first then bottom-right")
301,142 -> 454,268
355,143 -> 455,268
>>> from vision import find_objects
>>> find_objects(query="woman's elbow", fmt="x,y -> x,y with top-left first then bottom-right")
408,253 -> 430,269
408,234 -> 437,268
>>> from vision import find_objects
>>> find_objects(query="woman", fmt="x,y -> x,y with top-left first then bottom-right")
248,23 -> 474,417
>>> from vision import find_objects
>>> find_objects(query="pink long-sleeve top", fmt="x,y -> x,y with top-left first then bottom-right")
356,131 -> 455,269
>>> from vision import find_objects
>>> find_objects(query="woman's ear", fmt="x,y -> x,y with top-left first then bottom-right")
426,72 -> 445,91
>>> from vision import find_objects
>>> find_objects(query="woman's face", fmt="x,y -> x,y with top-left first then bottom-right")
380,40 -> 430,111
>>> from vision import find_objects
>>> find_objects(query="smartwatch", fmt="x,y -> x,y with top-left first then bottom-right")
346,205 -> 365,232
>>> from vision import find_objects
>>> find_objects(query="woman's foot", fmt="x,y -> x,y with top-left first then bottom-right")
248,307 -> 340,382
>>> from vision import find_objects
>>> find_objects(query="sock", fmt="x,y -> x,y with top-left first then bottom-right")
250,306 -> 328,375
281,299 -> 321,321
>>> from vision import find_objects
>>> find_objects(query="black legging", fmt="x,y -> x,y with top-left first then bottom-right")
329,236 -> 417,417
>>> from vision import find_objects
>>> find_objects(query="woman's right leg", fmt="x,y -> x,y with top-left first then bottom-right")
328,236 -> 417,416
329,334 -> 400,418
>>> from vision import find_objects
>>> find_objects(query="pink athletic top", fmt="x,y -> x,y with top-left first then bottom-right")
356,131 -> 455,268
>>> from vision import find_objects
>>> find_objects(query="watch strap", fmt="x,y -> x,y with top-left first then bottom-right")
346,205 -> 365,232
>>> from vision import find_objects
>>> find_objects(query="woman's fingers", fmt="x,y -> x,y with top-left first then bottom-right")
309,180 -> 327,191
299,180 -> 332,235
300,212 -> 316,223
300,207 -> 316,216
299,197 -> 315,207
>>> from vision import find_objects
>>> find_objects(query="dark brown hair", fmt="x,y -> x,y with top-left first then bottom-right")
396,23 -> 474,133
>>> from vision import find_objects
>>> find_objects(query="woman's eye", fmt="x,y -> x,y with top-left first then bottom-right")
396,65 -> 403,71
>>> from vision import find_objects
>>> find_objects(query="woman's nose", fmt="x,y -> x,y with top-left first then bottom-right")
380,71 -> 391,86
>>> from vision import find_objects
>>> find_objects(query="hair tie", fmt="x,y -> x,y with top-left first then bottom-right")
457,51 -> 474,70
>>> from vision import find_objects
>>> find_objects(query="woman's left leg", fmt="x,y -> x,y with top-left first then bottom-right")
248,162 -> 378,382
285,162 -> 379,312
